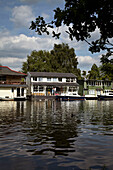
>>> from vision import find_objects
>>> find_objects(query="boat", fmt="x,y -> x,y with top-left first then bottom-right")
0,97 -> 26,101
14,97 -> 26,101
0,97 -> 14,101
98,90 -> 113,100
56,92 -> 85,101
85,94 -> 98,100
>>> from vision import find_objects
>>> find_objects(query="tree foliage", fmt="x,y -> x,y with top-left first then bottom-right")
22,43 -> 81,77
87,64 -> 100,79
100,53 -> 113,80
82,70 -> 87,79
30,0 -> 113,56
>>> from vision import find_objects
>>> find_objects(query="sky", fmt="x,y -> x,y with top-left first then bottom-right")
0,0 -> 105,73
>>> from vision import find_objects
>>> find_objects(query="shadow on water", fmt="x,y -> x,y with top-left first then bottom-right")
0,100 -> 113,169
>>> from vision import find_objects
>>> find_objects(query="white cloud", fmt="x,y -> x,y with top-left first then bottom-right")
0,57 -> 26,64
77,55 -> 100,71
10,5 -> 35,28
0,57 -> 26,71
0,29 -> 61,70
0,33 -> 60,53
0,25 -> 102,72
78,56 -> 96,64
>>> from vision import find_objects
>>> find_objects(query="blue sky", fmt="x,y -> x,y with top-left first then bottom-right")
0,0 -> 103,72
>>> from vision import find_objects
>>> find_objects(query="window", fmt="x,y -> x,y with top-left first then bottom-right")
73,87 -> 77,92
53,78 -> 57,82
39,86 -> 43,92
71,78 -> 75,82
58,78 -> 62,82
33,86 -> 38,92
39,77 -> 43,81
66,78 -> 70,82
33,77 -> 37,81
33,86 -> 44,92
47,78 -> 51,81
69,87 -> 77,92
89,90 -> 95,95
0,76 -> 6,81
69,87 -> 73,92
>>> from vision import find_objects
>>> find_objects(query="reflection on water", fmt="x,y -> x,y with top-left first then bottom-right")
0,100 -> 113,169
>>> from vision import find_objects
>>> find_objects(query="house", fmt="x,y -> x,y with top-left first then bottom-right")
26,72 -> 79,96
78,79 -> 113,99
0,66 -> 27,100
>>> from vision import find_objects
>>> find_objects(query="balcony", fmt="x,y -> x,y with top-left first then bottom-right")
0,81 -> 26,85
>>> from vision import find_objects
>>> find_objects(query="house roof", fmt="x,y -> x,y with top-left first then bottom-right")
29,72 -> 77,78
0,66 -> 27,76
32,82 -> 79,87
0,84 -> 27,88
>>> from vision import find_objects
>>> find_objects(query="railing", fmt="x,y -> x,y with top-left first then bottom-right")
0,81 -> 26,85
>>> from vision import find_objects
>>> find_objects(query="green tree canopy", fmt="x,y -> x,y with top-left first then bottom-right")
100,53 -> 113,80
22,50 -> 52,73
87,64 -> 100,80
22,43 -> 81,78
30,0 -> 113,56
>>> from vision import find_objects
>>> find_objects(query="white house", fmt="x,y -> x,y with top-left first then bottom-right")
0,66 -> 27,100
26,72 -> 79,96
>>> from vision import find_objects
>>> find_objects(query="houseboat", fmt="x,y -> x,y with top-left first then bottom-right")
98,90 -> 113,100
26,72 -> 79,99
78,79 -> 113,100
0,66 -> 27,101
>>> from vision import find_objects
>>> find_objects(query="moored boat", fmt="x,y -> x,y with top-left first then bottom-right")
0,97 -> 14,101
14,97 -> 26,101
0,97 -> 26,101
56,92 -> 85,101
98,90 -> 113,100
85,94 -> 98,100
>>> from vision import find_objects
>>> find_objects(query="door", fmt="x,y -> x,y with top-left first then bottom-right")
21,88 -> 24,96
17,88 -> 20,97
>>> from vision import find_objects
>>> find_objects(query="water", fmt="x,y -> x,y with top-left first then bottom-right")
0,100 -> 113,170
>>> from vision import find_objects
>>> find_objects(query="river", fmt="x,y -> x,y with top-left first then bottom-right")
0,100 -> 113,170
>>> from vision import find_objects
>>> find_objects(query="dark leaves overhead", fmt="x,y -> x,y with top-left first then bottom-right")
30,0 -> 113,56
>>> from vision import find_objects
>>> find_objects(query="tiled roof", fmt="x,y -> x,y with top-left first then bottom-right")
0,66 -> 27,76
29,72 -> 77,78
32,82 -> 79,87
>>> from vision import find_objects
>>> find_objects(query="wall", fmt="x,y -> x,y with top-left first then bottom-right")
0,87 -> 27,98
0,88 -> 13,98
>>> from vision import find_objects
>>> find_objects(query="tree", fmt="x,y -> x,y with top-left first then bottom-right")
82,70 -> 87,79
100,53 -> 113,80
50,43 -> 78,73
87,64 -> 100,79
22,43 -> 81,77
22,50 -> 52,73
30,0 -> 113,56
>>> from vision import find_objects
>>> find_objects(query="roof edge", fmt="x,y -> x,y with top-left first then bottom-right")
0,66 -> 27,76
